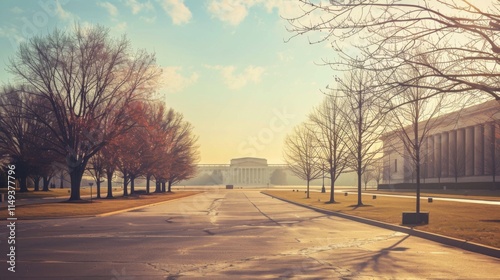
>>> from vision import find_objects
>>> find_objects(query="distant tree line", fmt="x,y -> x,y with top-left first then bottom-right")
0,25 -> 199,201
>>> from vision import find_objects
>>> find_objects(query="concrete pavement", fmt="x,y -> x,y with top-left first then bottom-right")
1,189 -> 499,279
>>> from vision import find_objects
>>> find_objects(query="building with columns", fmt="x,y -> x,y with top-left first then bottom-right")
179,157 -> 357,187
380,100 -> 500,189
188,157 -> 289,186
227,158 -> 271,185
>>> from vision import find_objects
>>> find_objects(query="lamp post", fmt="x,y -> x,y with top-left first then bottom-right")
88,182 -> 93,203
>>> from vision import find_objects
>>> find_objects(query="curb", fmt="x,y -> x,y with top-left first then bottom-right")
262,192 -> 500,259
97,192 -> 204,217
6,192 -> 203,220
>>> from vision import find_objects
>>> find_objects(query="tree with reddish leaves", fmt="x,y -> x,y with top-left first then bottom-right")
7,25 -> 160,201
165,116 -> 199,192
141,102 -> 171,194
113,101 -> 151,196
150,108 -> 199,193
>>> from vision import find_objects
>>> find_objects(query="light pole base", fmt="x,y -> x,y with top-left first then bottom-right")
402,212 -> 429,225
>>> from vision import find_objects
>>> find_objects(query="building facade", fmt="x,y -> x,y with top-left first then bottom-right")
381,100 -> 500,189
190,157 -> 289,186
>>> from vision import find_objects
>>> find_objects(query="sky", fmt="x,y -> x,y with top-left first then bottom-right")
0,0 -> 338,164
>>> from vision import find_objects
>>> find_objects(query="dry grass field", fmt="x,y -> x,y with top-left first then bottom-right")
264,190 -> 500,249
0,191 -> 200,219
0,187 -> 123,199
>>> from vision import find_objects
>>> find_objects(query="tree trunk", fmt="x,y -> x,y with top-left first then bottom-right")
329,170 -> 335,203
19,176 -> 28,192
357,168 -> 363,206
306,179 -> 310,199
168,180 -> 173,192
106,170 -> 114,198
357,91 -> 363,207
33,176 -> 40,191
96,179 -> 101,199
161,181 -> 166,192
69,165 -> 86,201
130,175 -> 135,195
146,174 -> 151,194
42,176 -> 50,191
155,181 -> 161,193
123,171 -> 128,197
60,171 -> 64,189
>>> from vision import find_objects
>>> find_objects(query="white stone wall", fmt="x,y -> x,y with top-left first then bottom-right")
382,100 -> 500,185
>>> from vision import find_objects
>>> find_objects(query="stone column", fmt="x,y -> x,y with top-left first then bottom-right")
427,136 -> 435,178
475,125 -> 484,176
465,126 -> 475,176
484,122 -> 494,176
448,130 -> 457,177
457,128 -> 466,176
441,132 -> 449,178
422,138 -> 428,179
434,134 -> 441,179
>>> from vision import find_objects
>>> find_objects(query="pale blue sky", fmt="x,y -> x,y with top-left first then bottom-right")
0,0 -> 336,163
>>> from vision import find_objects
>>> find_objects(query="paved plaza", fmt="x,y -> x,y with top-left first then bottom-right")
1,190 -> 499,279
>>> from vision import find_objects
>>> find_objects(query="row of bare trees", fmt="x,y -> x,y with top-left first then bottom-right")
283,0 -> 499,210
0,25 -> 199,201
284,68 -> 386,206
283,64 -> 463,207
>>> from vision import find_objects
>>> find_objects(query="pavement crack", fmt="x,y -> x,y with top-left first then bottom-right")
244,192 -> 282,226
146,262 -> 170,274
203,229 -> 215,235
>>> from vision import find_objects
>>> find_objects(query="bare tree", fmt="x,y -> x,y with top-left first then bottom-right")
283,122 -> 323,198
371,157 -> 384,189
308,93 -> 349,203
338,68 -> 385,206
286,1 -> 500,100
8,25 -> 160,200
382,62 -> 459,214
362,168 -> 373,191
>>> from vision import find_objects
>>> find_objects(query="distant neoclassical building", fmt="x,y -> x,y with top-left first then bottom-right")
184,157 -> 290,186
380,100 -> 500,189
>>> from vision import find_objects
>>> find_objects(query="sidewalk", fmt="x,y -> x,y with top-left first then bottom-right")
345,191 -> 500,205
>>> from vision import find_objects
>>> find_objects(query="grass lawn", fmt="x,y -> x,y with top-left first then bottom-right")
263,190 -> 500,249
0,191 -> 200,219
0,187 -> 123,199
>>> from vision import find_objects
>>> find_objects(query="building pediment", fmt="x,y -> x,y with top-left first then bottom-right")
230,157 -> 268,167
